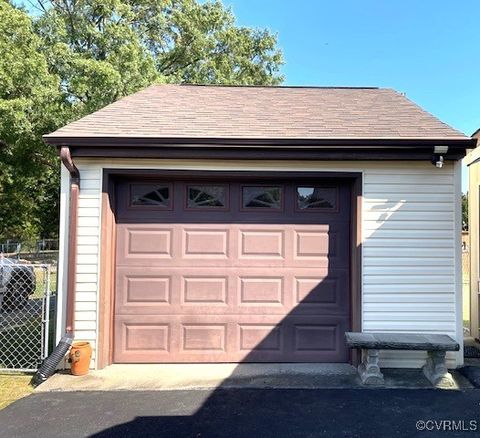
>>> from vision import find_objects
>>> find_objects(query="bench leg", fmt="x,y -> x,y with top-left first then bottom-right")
422,351 -> 455,388
358,349 -> 384,385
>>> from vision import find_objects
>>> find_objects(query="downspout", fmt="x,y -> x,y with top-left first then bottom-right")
59,146 -> 80,336
32,146 -> 79,386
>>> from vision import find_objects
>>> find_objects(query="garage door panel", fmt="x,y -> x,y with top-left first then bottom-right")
182,276 -> 228,305
116,223 -> 349,269
116,267 -> 348,315
238,276 -> 284,306
293,229 -> 347,266
239,228 -> 286,259
113,319 -> 172,363
114,314 -> 349,363
122,275 -> 172,306
236,224 -> 348,268
114,178 -> 351,363
238,323 -> 282,352
293,268 -> 349,314
289,317 -> 350,362
116,224 -> 174,264
183,228 -> 230,258
182,323 -> 228,352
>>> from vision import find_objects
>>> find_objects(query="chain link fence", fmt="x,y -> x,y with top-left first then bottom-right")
0,239 -> 58,265
0,261 -> 55,372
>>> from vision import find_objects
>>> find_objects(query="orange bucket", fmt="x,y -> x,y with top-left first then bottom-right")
69,342 -> 92,376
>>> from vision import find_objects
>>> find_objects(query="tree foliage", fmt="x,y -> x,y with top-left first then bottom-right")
0,0 -> 283,240
0,1 -> 63,240
462,193 -> 468,231
32,0 -> 283,116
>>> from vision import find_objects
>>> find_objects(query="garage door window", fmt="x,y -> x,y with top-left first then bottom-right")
130,184 -> 171,208
187,185 -> 228,209
242,186 -> 283,210
297,187 -> 337,211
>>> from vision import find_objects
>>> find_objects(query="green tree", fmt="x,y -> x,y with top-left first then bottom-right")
462,193 -> 468,231
0,1 -> 63,240
0,0 -> 283,241
32,0 -> 283,116
32,0 -> 161,117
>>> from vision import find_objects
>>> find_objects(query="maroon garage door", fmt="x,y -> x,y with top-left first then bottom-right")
113,177 -> 351,363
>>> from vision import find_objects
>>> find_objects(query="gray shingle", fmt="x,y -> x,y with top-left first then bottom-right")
44,84 -> 467,140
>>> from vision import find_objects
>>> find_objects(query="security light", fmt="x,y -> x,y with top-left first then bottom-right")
432,146 -> 448,168
434,155 -> 444,168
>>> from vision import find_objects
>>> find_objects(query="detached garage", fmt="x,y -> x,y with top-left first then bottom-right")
44,84 -> 474,370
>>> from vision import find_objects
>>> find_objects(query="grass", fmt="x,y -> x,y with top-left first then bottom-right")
0,373 -> 33,410
33,267 -> 57,299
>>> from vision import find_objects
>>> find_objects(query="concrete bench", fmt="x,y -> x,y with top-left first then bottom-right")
345,332 -> 460,387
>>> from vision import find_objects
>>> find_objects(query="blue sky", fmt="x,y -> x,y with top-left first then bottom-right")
223,0 -> 479,191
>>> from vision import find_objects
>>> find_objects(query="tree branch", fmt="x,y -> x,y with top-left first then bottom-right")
26,0 -> 49,14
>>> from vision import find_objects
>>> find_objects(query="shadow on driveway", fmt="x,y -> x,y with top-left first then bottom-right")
1,389 -> 480,437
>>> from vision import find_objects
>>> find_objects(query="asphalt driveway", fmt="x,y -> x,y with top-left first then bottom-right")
1,389 -> 480,437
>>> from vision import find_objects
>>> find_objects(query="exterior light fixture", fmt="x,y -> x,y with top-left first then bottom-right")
432,145 -> 449,168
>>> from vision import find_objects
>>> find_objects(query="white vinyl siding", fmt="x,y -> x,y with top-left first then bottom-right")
58,159 -> 461,369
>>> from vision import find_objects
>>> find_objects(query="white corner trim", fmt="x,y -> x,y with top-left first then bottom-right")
454,160 -> 464,367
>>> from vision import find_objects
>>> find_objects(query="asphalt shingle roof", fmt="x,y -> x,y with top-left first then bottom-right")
44,84 -> 467,141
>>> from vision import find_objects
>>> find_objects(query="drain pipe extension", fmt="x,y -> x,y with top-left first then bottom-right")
60,146 -> 80,336
32,335 -> 73,386
32,146 -> 80,386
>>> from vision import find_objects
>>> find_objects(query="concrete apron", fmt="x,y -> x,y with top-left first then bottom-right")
35,364 -> 473,392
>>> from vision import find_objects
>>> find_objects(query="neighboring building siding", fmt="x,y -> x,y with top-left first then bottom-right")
466,147 -> 480,339
58,159 -> 461,369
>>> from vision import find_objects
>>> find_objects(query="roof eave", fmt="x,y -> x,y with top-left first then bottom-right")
43,135 -> 475,149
